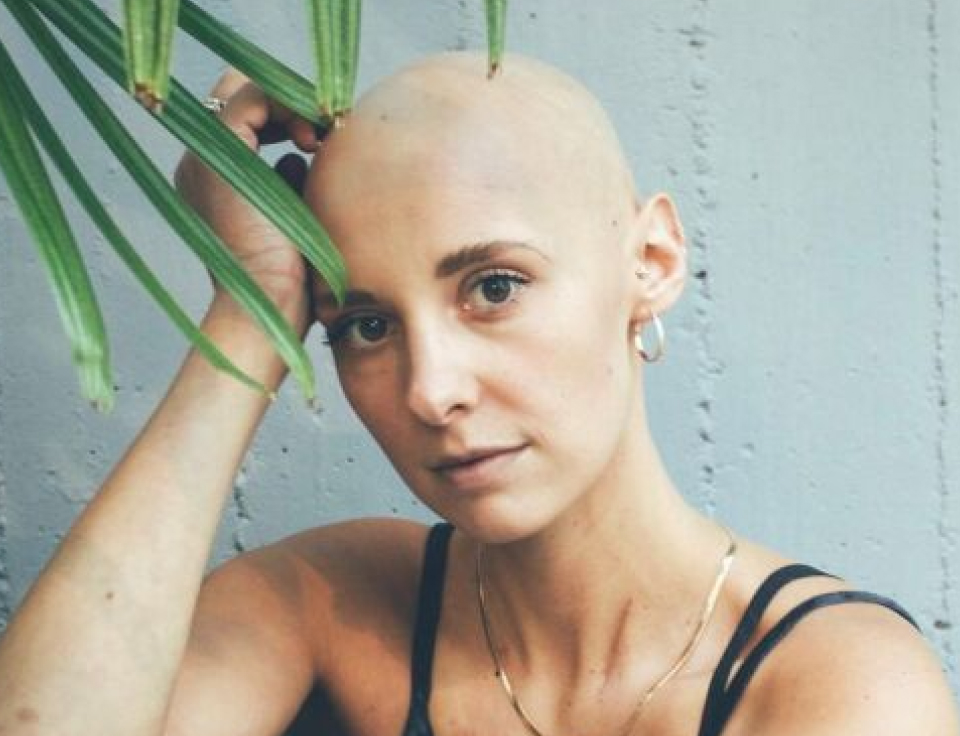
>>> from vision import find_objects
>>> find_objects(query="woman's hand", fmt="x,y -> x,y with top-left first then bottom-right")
174,70 -> 322,336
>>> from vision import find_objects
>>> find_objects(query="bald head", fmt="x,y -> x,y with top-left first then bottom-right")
306,51 -> 638,238
305,51 -> 646,304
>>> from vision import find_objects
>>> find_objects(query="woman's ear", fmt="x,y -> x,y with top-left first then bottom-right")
630,192 -> 686,321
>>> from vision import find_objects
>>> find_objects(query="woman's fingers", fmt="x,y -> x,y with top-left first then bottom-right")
213,76 -> 319,153
262,103 -> 319,153
287,116 -> 320,153
209,68 -> 251,99
216,83 -> 271,150
174,69 -> 319,199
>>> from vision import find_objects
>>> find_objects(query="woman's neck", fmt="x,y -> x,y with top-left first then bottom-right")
475,421 -> 732,689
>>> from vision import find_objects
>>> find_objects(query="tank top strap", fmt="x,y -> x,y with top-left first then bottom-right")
704,563 -> 832,711
698,564 -> 919,736
401,522 -> 454,736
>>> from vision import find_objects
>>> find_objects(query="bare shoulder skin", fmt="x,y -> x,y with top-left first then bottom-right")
161,517 -> 429,736
709,537 -> 959,736
182,520 -> 959,736
731,602 -> 958,736
282,518 -> 429,732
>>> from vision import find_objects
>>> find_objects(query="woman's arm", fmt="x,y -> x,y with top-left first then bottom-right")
0,73 -> 324,736
0,299 -> 318,736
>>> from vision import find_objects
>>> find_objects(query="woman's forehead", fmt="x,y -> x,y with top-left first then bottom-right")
310,139 -> 577,267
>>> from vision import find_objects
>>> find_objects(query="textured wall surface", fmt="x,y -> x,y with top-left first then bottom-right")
0,0 -> 957,706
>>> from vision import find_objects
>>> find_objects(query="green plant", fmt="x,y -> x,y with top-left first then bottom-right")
0,0 -> 507,410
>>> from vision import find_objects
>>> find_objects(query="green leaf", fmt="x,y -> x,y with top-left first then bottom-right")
336,0 -> 361,115
0,36 -> 274,400
121,0 -> 148,96
178,0 -> 325,125
5,0 -> 316,399
0,38 -> 113,411
152,0 -> 181,106
122,0 -> 180,110
307,0 -> 337,119
306,0 -> 361,121
484,0 -> 506,77
28,0 -> 347,306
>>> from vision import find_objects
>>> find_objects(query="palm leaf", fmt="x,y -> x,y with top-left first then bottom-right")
0,37 -> 273,400
121,0 -> 180,110
335,0 -> 361,115
121,0 -> 150,97
152,0 -> 181,105
5,0 -> 316,399
0,39 -> 113,411
484,0 -> 506,77
306,0 -> 361,122
28,0 -> 346,305
307,0 -> 337,119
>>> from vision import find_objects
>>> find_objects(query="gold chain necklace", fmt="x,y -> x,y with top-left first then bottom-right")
475,527 -> 737,736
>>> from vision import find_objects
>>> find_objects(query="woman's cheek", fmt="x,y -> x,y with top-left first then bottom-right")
538,314 -> 633,445
337,355 -> 403,433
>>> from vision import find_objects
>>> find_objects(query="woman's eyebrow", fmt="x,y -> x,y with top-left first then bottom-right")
315,288 -> 379,312
435,240 -> 550,278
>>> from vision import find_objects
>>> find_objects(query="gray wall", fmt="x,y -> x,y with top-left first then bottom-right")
1,0 -> 957,700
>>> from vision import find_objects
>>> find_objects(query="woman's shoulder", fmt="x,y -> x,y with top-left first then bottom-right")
279,515 -> 434,574
264,517 -> 436,666
272,515 -> 435,614
200,518 -> 436,733
722,538 -> 958,736
738,597 -> 957,735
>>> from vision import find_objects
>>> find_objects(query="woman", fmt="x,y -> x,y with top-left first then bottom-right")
0,51 -> 955,736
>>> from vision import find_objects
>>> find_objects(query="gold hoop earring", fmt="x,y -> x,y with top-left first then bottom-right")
635,313 -> 665,363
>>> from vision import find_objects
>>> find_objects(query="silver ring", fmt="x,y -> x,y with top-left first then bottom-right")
201,95 -> 228,113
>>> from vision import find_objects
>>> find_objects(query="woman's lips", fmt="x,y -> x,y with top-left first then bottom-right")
431,444 -> 528,491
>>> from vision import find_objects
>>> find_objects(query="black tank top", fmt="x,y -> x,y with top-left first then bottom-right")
400,523 -> 918,736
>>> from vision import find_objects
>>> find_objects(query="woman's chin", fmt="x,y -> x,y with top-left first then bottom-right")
429,497 -> 564,546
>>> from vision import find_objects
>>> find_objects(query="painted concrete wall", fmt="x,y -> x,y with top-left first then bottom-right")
1,0 -> 957,704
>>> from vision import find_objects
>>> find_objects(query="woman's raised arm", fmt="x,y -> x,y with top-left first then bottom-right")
0,72 -> 324,736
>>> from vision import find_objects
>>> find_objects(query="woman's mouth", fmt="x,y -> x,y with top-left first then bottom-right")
430,444 -> 528,491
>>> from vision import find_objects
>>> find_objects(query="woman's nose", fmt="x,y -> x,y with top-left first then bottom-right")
404,327 -> 478,427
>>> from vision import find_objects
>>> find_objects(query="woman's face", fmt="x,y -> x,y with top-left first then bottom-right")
305,58 -> 676,542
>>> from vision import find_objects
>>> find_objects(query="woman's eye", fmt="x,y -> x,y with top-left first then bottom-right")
324,314 -> 391,350
464,271 -> 529,311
